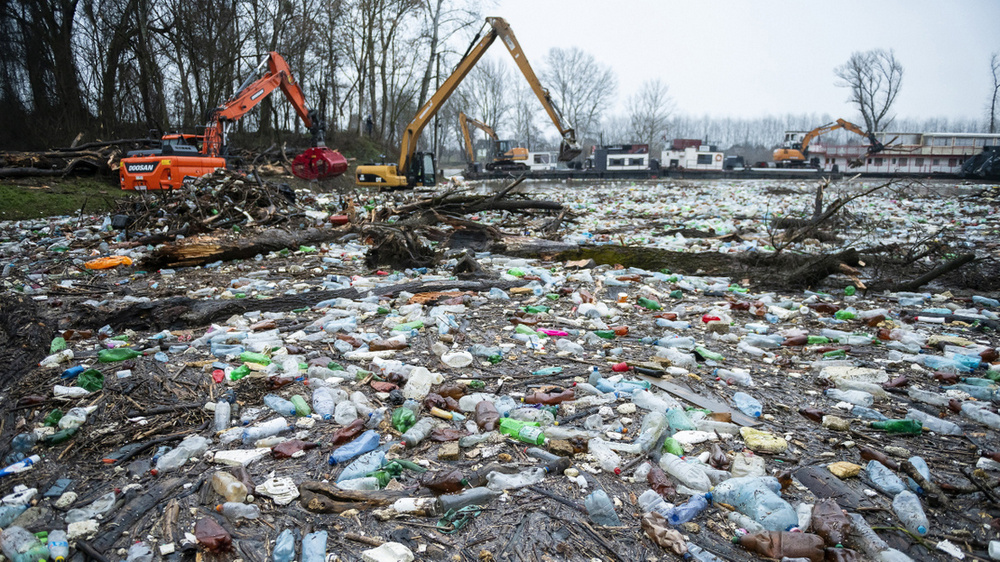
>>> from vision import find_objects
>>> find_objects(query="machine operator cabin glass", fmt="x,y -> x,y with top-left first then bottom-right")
422,154 -> 436,186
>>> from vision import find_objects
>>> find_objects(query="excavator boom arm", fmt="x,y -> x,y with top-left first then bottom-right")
204,52 -> 323,156
459,111 -> 499,163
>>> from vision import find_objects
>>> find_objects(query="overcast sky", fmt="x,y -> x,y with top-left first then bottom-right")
487,0 -> 1000,124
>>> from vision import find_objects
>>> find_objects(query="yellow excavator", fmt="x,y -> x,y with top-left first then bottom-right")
459,111 -> 528,172
356,16 -> 580,188
773,118 -> 884,167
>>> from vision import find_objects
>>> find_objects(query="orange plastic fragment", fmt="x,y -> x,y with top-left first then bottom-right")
84,256 -> 133,270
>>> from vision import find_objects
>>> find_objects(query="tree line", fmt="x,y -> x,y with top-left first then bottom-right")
1,2 -> 996,163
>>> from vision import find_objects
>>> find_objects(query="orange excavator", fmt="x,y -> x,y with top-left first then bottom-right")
120,51 -> 346,190
773,118 -> 884,167
459,112 -> 528,172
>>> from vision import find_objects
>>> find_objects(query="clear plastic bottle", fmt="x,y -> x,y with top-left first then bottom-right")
907,387 -> 951,407
588,438 -> 622,474
300,531 -> 327,562
336,477 -> 380,491
485,467 -> 547,491
823,388 -> 874,407
58,407 -> 90,430
0,505 -> 26,528
732,392 -> 763,418
125,542 -> 153,562
0,527 -> 44,562
585,490 -> 621,526
904,408 -> 962,435
659,453 -> 711,492
336,450 -> 386,482
211,471 -> 248,503
666,408 -> 696,430
437,487 -> 500,512
263,395 -> 297,416
865,460 -> 906,495
242,418 -> 291,444
632,389 -> 682,411
216,502 -> 260,520
743,334 -> 782,348
715,367 -> 754,386
66,491 -> 118,522
709,476 -> 797,531
667,493 -> 710,524
401,417 -> 436,448
47,530 -> 69,562
632,411 -> 669,453
311,387 -> 335,420
892,490 -> 928,536
350,391 -> 374,417
214,401 -> 231,432
961,403 -> 1000,429
273,529 -> 295,562
403,367 -> 442,400
334,401 -> 359,425
686,542 -> 725,562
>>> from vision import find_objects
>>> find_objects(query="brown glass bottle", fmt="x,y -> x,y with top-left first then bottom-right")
799,408 -> 825,422
782,335 -> 809,346
736,531 -> 825,562
271,440 -> 319,459
858,445 -> 898,470
420,469 -> 469,495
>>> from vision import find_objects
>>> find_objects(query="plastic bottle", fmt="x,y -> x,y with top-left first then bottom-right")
686,542 -> 725,562
333,401 -> 359,425
273,529 -> 295,562
632,411 -> 669,453
214,401 -> 231,432
522,389 -> 574,405
499,418 -> 546,446
263,395 -> 296,416
0,505 -> 26,528
486,467 -> 547,491
329,430 -> 379,465
290,395 -> 311,417
823,389 -> 873,407
710,476 -> 798,531
907,388 -> 951,407
588,438 -> 622,474
212,471 -> 249,503
735,531 -> 825,562
865,460 -> 906,495
904,408 -> 962,435
666,408 -> 696,431
401,417 -> 436,448
0,527 -> 46,562
154,435 -> 209,473
437,487 -> 500,513
659,453 -> 711,492
892,490 -> 928,536
216,502 -> 260,520
667,493 -> 711,524
47,530 -> 69,562
300,531 -> 327,562
242,418 -> 291,444
97,348 -> 142,362
125,542 -> 153,562
810,499 -> 851,546
715,368 -> 754,386
961,403 -> 1000,429
869,419 -> 922,435
585,490 -> 621,526
632,389 -> 682,411
40,349 -> 74,367
336,450 -> 386,482
733,392 -> 763,418
311,387 -> 335,420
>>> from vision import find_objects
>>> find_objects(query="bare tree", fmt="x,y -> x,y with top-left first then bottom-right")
415,0 -> 482,109
540,47 -> 616,140
989,52 -> 999,134
454,56 -> 510,133
626,79 -> 674,156
510,82 -> 542,150
834,49 -> 903,132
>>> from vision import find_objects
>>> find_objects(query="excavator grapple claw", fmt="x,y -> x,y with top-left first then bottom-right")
292,147 -> 348,180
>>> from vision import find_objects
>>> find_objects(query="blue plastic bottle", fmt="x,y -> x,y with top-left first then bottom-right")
328,430 -> 380,466
272,529 -> 295,562
732,392 -> 762,418
300,531 -> 327,562
667,493 -> 711,525
336,449 -> 386,482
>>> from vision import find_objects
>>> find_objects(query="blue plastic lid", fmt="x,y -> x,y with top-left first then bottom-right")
917,526 -> 927,534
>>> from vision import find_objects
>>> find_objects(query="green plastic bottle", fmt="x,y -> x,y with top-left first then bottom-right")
499,418 -> 545,445
392,320 -> 424,332
50,337 -> 67,353
77,369 -> 104,392
43,409 -> 63,427
44,427 -> 78,445
515,324 -> 537,336
834,310 -> 856,320
97,348 -> 142,362
524,305 -> 551,314
532,367 -> 563,376
869,419 -> 923,435
807,336 -> 830,344
662,437 -> 685,456
823,349 -> 847,358
507,268 -> 526,277
694,346 -> 724,361
669,290 -> 683,299
593,330 -> 616,340
239,351 -> 271,365
290,395 -> 311,417
229,365 -> 251,380
636,297 -> 662,310
392,407 -> 416,433
844,286 -> 856,296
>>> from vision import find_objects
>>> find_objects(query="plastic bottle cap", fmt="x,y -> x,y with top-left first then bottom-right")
613,467 -> 621,475
918,526 -> 927,534
215,504 -> 224,512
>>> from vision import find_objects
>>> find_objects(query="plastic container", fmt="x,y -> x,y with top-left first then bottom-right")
733,392 -> 763,418
402,417 -> 436,448
588,438 -> 622,474
585,490 -> 621,526
301,531 -> 327,562
336,450 -> 386,482
486,467 -> 546,491
892,490 -> 928,536
211,471 -> 249,503
263,395 -> 297,416
865,460 -> 906,495
659,453 -> 711,491
242,418 -> 291,444
904,408 -> 962,435
710,476 -> 798,531
312,387 -> 335,420
961,403 -> 1000,429
47,530 -> 69,562
216,502 -> 260,520
329,430 -> 379,465
437,487 -> 500,513
154,434 -> 210,473
273,529 -> 295,562
214,401 -> 231,432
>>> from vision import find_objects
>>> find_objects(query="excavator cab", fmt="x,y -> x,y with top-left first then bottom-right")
409,152 -> 437,187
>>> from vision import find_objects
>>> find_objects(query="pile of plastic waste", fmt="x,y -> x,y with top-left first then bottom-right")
0,178 -> 998,561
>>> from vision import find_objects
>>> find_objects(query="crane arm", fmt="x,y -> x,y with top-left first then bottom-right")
459,112 -> 476,163
800,118 -> 883,155
203,52 -> 325,157
396,16 -> 580,174
488,17 -> 579,161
